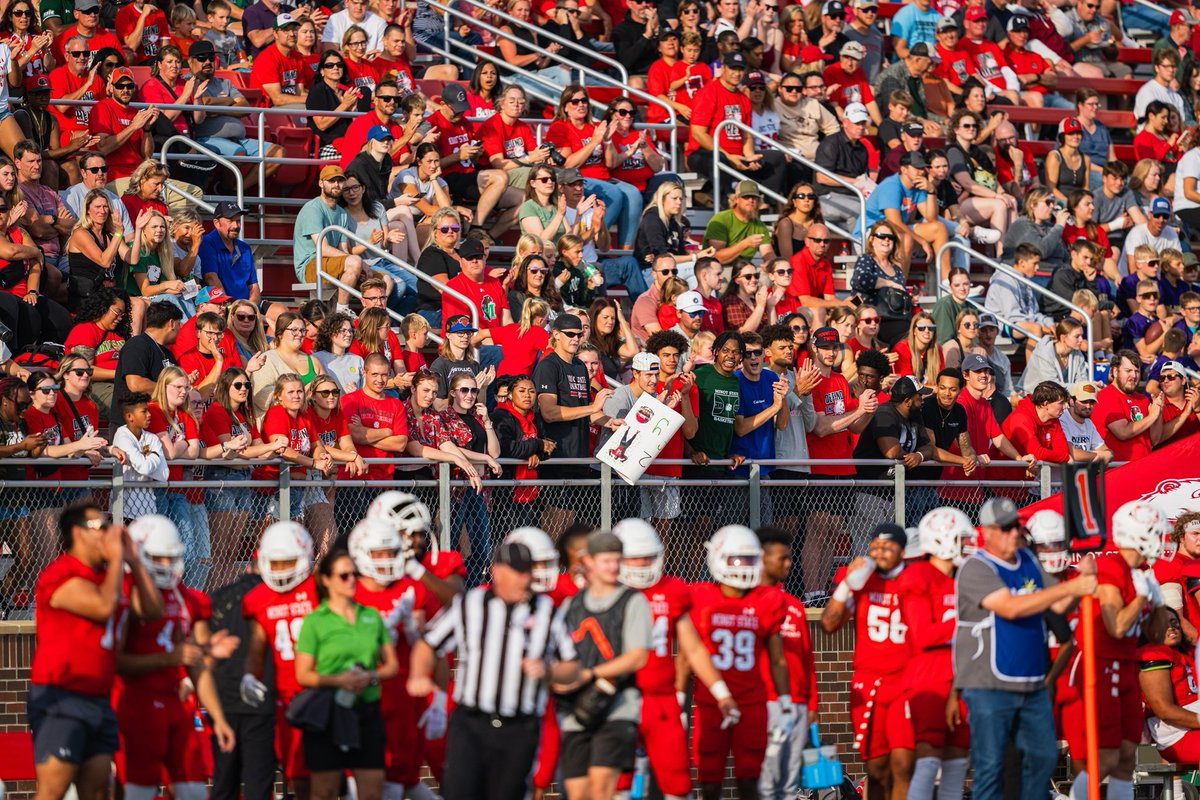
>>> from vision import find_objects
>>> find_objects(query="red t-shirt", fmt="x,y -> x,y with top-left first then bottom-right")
636,575 -> 692,694
146,401 -> 200,489
177,347 -> 224,389
609,127 -> 654,190
1162,399 -> 1200,447
960,37 -> 1010,92
349,329 -> 403,366
687,79 -> 750,156
341,388 -> 406,480
669,60 -> 710,112
368,55 -> 416,93
822,62 -> 874,107
1133,129 -> 1176,163
546,118 -> 609,180
248,43 -> 308,106
199,403 -> 259,447
806,370 -> 857,474
477,114 -> 538,164
88,98 -> 145,179
490,322 -> 549,377
443,274 -> 508,331
1002,44 -> 1051,94
934,43 -> 976,85
24,405 -> 62,480
115,3 -> 172,64
50,25 -> 122,65
465,90 -> 497,122
344,57 -> 381,101
1062,221 -> 1112,258
254,405 -> 318,481
338,111 -> 402,169
646,57 -> 676,124
241,577 -> 317,701
1093,383 -> 1153,461
788,248 -> 834,299
430,109 -> 477,175
64,322 -> 125,372
650,376 -> 698,478
53,392 -> 100,482
688,581 -> 786,706
173,315 -> 243,367
31,553 -> 119,696
49,65 -> 104,140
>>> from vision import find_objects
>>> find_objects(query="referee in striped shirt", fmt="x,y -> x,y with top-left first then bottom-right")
408,541 -> 580,800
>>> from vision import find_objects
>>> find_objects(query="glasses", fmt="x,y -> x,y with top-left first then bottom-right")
376,94 -> 399,102
284,326 -> 306,335
200,329 -> 222,337
860,316 -> 881,324
115,82 -> 135,90
83,165 -> 108,173
805,83 -> 826,90
532,176 -> 556,184
791,324 -> 808,333
559,330 -> 583,338
614,108 -> 633,117
347,40 -> 368,48
807,237 -> 828,244
528,266 -> 549,274
792,191 -> 814,199
77,6 -> 98,12
916,324 -> 937,332
1152,213 -> 1170,220
1163,373 -> 1183,381
739,273 -> 758,281
67,50 -> 87,57
438,224 -> 462,234
774,268 -> 793,275
234,313 -> 256,322
859,5 -> 877,10
193,55 -> 214,62
333,571 -> 356,581
743,348 -> 763,358
567,97 -> 588,105
10,9 -> 31,15
658,268 -> 678,276
314,388 -> 341,397
1140,292 -> 1160,299
1185,306 -> 1200,312
230,381 -> 250,390
323,61 -> 345,70
779,84 -> 802,93
83,514 -> 112,530
959,122 -> 978,130
457,387 -> 480,395
683,309 -> 704,317
874,233 -> 896,242
36,384 -> 60,393
962,321 -> 978,329
67,367 -> 93,377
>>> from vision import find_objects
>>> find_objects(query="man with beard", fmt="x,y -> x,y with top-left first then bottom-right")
1092,349 -> 1161,462
293,165 -> 364,312
853,375 -> 936,526
1057,381 -> 1112,460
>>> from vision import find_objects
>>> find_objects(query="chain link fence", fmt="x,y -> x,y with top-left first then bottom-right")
0,457 -> 1064,617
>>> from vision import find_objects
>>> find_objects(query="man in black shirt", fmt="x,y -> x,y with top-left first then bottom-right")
808,0 -> 849,62
1044,238 -> 1094,320
920,367 -> 980,480
112,301 -> 181,434
612,0 -> 661,83
814,101 -> 873,232
533,313 -> 621,532
854,375 -> 936,524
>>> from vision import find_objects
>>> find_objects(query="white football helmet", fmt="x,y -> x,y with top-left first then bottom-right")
705,525 -> 762,590
613,518 -> 663,589
366,490 -> 438,563
128,514 -> 184,589
504,526 -> 558,592
257,521 -> 314,592
918,507 -> 974,566
1026,509 -> 1070,574
1112,500 -> 1168,563
348,517 -> 405,584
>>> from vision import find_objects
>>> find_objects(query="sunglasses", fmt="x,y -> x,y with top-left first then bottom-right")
740,273 -> 759,281
115,82 -> 135,90
532,176 -> 556,184
792,191 -> 814,199
683,309 -> 704,317
438,224 -> 462,233
83,165 -> 108,173
314,388 -> 341,397
10,9 -> 31,15
658,268 -> 678,276
193,55 -> 214,62
36,384 -> 60,393
376,94 -> 399,102
77,7 -> 99,12
333,571 -> 356,581
559,330 -> 583,338
807,237 -> 829,244
567,97 -> 588,105
874,233 -> 897,242
779,85 -> 802,93
234,313 -> 256,322
959,122 -> 978,130
1152,213 -> 1170,220
743,348 -> 763,357
774,268 -> 793,275
1162,373 -> 1183,380
791,325 -> 808,333
916,324 -> 936,332
614,108 -> 633,116
1140,292 -> 1160,299
860,316 -> 881,324
528,267 -> 549,274
323,61 -> 345,69
457,387 -> 480,395
230,381 -> 250,390
67,367 -> 94,377
962,321 -> 978,329
67,50 -> 87,57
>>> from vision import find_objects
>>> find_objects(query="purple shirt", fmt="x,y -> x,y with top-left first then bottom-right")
1122,311 -> 1155,352
241,0 -> 294,57
20,180 -> 65,258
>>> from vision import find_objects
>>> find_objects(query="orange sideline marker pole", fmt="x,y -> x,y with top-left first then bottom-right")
1080,594 -> 1099,800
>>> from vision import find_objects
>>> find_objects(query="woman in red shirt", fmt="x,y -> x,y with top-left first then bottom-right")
465,61 -> 501,121
1133,101 -> 1181,193
1139,607 -> 1200,763
341,24 -> 382,111
138,45 -> 204,144
546,83 -> 644,247
200,367 -> 286,588
892,311 -> 943,385
63,287 -> 129,418
306,374 -> 366,552
604,96 -> 677,202
120,161 -> 169,222
486,296 -> 550,378
1061,189 -> 1117,281
255,373 -> 334,535
52,353 -> 105,503
0,198 -> 72,346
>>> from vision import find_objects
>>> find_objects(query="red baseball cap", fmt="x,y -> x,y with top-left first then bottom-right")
1169,9 -> 1194,25
965,6 -> 987,21
800,44 -> 827,63
27,73 -> 50,91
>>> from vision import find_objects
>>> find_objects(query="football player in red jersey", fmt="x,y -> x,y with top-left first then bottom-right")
28,504 -> 163,800
1162,511 -> 1200,641
1063,501 -> 1167,800
754,527 -> 817,800
239,521 -> 318,800
350,517 -> 441,800
820,522 -> 912,800
690,525 -> 791,800
614,519 -> 739,800
116,515 -> 237,800
896,509 -> 972,800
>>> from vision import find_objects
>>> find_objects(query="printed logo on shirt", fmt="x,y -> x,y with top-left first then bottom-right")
823,387 -> 846,415
721,104 -> 743,139
144,23 -> 161,55
282,69 -> 298,94
711,388 -> 739,424
565,373 -> 589,400
504,137 -> 527,158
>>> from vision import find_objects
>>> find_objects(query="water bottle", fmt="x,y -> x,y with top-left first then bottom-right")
336,664 -> 365,707
629,748 -> 649,799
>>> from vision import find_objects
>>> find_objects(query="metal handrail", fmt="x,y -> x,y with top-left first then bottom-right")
315,224 -> 478,341
159,134 -> 240,216
441,0 -> 630,90
425,0 -> 679,169
713,119 -> 866,246
934,241 -> 1094,376
957,290 -> 1049,350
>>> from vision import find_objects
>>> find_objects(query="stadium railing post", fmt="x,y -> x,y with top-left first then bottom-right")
438,462 -> 452,553
600,462 -> 613,532
748,463 -> 761,529
111,470 -> 124,523
893,462 -> 906,527
279,469 -> 291,522
1040,463 -> 1053,499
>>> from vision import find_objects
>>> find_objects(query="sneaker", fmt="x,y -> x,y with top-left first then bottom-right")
692,191 -> 714,210
971,226 -> 1001,245
337,304 -> 357,318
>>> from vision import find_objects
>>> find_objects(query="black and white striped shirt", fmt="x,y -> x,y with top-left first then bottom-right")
424,587 -> 577,718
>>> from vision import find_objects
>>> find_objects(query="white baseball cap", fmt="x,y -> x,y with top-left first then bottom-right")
675,290 -> 707,314
631,352 -> 661,372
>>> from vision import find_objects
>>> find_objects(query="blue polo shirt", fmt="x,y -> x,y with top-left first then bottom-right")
864,173 -> 927,227
199,227 -> 257,300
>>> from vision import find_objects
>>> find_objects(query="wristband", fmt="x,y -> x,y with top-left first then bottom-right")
832,581 -> 852,603
709,680 -> 732,702
405,559 -> 427,580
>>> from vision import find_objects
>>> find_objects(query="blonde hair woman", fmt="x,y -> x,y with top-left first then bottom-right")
941,308 -> 987,370
67,187 -> 139,310
227,299 -> 268,363
636,180 -> 714,272
258,372 -> 333,529
479,296 -> 550,378
122,208 -> 194,325
893,311 -> 943,385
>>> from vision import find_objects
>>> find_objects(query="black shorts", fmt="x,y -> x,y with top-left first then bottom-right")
560,719 -> 638,779
301,700 -> 386,772
444,171 -> 482,205
27,683 -> 120,765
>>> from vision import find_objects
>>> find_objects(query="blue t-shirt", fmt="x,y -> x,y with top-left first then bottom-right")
293,198 -> 353,280
198,228 -> 257,300
864,174 -> 926,226
890,3 -> 941,50
730,367 -> 779,474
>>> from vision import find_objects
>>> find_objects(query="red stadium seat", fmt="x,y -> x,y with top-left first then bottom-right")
272,126 -> 317,190
129,65 -> 153,88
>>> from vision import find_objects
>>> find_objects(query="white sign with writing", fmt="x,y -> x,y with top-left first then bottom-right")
597,393 -> 685,486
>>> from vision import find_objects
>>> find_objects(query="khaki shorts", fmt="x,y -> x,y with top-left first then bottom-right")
507,166 -> 532,190
302,255 -> 350,283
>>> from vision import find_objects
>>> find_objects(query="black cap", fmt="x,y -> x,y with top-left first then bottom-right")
899,150 -> 928,169
442,83 -> 470,114
901,121 -> 924,138
552,313 -> 584,332
871,522 -> 908,549
908,41 -> 932,58
890,375 -> 932,402
495,541 -> 533,572
1006,14 -> 1030,31
458,238 -> 486,260
745,69 -> 767,86
213,200 -> 245,219
189,39 -> 216,59
445,314 -> 478,333
586,531 -> 623,555
723,51 -> 747,69
811,326 -> 841,348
